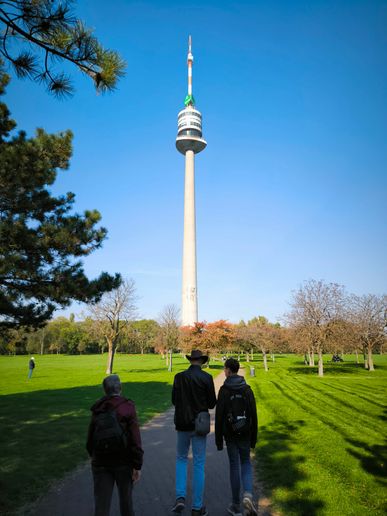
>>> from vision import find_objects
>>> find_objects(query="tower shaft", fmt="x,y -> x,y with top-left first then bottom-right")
181,150 -> 197,325
176,36 -> 206,327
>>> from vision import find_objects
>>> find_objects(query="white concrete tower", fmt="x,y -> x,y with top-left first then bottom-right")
176,36 -> 207,326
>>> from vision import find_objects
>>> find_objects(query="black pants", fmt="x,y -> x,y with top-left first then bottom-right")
92,464 -> 134,516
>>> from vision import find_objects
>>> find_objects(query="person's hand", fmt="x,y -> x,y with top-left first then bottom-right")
132,469 -> 141,484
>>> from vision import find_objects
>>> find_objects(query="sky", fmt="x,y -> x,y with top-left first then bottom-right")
7,0 -> 387,323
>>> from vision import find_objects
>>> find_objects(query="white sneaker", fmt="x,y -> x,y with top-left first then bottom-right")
242,493 -> 258,516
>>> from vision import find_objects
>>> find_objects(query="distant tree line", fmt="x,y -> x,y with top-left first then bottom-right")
0,314 -> 160,356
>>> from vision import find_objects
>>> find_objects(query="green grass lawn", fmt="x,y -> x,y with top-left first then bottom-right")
0,353 -> 220,515
245,354 -> 387,516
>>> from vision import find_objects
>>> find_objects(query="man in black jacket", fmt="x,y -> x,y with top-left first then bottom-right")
171,350 -> 216,516
215,358 -> 258,516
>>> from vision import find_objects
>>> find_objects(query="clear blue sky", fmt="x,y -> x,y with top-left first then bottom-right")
8,0 -> 387,323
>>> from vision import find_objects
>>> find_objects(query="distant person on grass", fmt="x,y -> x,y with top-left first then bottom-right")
28,357 -> 35,379
171,350 -> 217,516
215,358 -> 258,516
87,374 -> 144,516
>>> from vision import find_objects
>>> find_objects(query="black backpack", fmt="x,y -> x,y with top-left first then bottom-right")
225,386 -> 250,436
93,400 -> 128,454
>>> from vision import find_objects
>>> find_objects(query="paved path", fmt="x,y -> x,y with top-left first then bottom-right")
28,369 -> 270,516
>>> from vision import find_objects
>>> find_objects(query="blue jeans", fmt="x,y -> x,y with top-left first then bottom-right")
176,431 -> 207,510
28,368 -> 33,379
226,439 -> 253,505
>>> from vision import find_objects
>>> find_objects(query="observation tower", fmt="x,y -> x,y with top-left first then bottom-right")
176,36 -> 207,327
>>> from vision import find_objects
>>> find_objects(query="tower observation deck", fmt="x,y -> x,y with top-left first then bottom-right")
176,36 -> 207,327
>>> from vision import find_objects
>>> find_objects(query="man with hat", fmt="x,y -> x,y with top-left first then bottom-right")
171,350 -> 216,516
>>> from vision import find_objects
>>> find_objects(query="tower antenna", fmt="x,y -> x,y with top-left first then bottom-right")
186,35 -> 194,106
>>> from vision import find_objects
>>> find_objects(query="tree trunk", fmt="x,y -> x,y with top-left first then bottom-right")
168,350 -> 173,372
318,349 -> 324,377
311,350 -> 315,366
367,346 -> 375,371
251,348 -> 254,361
304,353 -> 308,365
246,352 -> 250,362
106,342 -> 115,374
355,349 -> 359,364
263,351 -> 269,372
166,352 -> 169,367
363,349 -> 369,369
271,353 -> 275,362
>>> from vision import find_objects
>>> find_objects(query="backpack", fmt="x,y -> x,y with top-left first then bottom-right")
225,386 -> 250,436
93,400 -> 128,454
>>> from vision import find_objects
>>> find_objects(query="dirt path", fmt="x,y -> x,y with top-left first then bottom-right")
26,368 -> 272,516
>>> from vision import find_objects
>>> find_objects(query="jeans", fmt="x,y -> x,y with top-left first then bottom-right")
92,464 -> 134,516
28,368 -> 33,379
176,431 -> 207,510
226,439 -> 253,505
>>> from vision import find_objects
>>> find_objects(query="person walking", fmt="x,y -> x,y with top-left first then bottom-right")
215,358 -> 258,516
171,350 -> 216,516
28,357 -> 35,379
86,374 -> 144,516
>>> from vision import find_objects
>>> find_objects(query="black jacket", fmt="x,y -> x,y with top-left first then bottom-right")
215,374 -> 258,450
172,364 -> 217,431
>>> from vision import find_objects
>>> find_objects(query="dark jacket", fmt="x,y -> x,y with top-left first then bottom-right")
29,359 -> 35,369
172,364 -> 217,431
215,374 -> 258,450
86,395 -> 144,469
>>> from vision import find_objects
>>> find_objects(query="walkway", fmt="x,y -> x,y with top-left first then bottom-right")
28,370 -> 270,516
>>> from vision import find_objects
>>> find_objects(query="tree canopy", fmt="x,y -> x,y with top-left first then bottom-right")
0,0 -> 126,96
0,69 -> 121,328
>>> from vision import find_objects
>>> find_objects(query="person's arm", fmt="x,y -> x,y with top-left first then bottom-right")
215,387 -> 225,450
126,405 -> 144,470
172,374 -> 178,406
86,416 -> 94,456
207,375 -> 217,409
248,387 -> 258,448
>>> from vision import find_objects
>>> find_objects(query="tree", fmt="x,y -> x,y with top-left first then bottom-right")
286,280 -> 346,377
202,320 -> 235,357
126,319 -> 159,354
348,294 -> 387,371
87,279 -> 137,374
0,70 -> 121,328
0,0 -> 125,96
239,317 -> 275,372
157,304 -> 180,368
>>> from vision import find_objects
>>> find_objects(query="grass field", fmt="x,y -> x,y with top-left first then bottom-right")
245,354 -> 387,516
0,353 -> 220,515
1,353 -> 386,516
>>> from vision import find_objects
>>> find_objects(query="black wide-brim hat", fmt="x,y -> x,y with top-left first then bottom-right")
186,349 -> 209,364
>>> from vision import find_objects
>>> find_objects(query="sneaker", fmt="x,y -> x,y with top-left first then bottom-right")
242,493 -> 258,516
227,502 -> 242,516
192,507 -> 208,516
172,497 -> 185,513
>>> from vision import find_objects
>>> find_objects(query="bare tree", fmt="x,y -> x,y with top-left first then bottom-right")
158,304 -> 180,369
347,294 -> 386,371
238,317 -> 277,372
87,279 -> 137,374
286,279 -> 346,377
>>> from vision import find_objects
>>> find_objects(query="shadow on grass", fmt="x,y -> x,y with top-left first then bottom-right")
256,420 -> 325,515
0,381 -> 172,515
289,363 -> 365,375
345,407 -> 387,485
